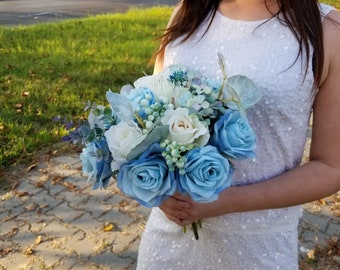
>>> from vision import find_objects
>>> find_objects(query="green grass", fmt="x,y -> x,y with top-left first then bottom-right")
324,0 -> 340,8
0,7 -> 173,173
0,1 -> 339,177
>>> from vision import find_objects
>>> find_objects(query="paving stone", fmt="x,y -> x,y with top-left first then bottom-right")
88,250 -> 134,269
1,196 -> 26,212
34,242 -> 69,268
54,252 -> 80,270
54,189 -> 91,208
120,230 -> 141,258
64,230 -> 96,257
52,154 -> 82,167
28,216 -> 56,234
72,262 -> 111,270
71,212 -> 104,234
29,189 -> 63,214
120,236 -> 140,270
301,230 -> 329,247
38,220 -> 78,239
103,192 -> 127,208
46,202 -> 84,223
326,220 -> 340,236
76,196 -> 108,212
135,205 -> 151,220
98,208 -> 135,230
0,253 -> 29,270
88,201 -> 114,219
61,175 -> 91,190
15,180 -> 45,197
110,231 -> 140,255
8,203 -> 31,218
11,223 -> 38,249
25,170 -> 50,185
301,211 -> 330,232
47,162 -> 82,177
43,181 -> 67,197
0,219 -> 24,238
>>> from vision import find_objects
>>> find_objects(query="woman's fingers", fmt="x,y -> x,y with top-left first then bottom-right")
171,192 -> 193,204
159,195 -> 193,225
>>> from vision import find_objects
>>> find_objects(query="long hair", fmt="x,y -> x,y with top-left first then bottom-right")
157,0 -> 324,85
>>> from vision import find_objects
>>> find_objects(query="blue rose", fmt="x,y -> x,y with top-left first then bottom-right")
178,145 -> 233,203
80,137 -> 113,189
117,143 -> 176,208
210,110 -> 256,159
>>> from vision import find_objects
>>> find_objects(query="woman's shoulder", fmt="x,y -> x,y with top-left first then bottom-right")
319,2 -> 336,17
320,7 -> 340,86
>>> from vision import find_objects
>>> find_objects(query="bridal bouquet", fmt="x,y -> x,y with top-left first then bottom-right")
57,54 -> 261,239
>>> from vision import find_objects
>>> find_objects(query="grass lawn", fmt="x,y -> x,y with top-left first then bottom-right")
324,0 -> 340,8
0,7 -> 173,178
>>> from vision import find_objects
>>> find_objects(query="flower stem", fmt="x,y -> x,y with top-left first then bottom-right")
191,221 -> 199,240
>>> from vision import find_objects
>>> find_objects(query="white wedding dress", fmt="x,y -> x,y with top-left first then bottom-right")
136,4 -> 334,270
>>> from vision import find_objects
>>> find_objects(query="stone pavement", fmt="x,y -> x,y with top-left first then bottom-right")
0,150 -> 151,270
0,147 -> 339,270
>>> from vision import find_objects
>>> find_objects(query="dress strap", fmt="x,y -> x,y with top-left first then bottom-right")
319,3 -> 336,20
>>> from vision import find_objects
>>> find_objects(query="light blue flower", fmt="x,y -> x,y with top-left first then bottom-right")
125,87 -> 155,119
80,137 -> 113,189
210,110 -> 256,159
178,145 -> 233,202
80,144 -> 97,180
117,143 -> 176,208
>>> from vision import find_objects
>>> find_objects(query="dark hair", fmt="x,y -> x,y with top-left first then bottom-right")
157,0 -> 325,85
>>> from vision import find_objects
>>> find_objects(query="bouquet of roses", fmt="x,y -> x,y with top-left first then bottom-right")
57,54 -> 261,239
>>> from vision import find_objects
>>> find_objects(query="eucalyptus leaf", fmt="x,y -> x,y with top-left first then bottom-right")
103,107 -> 112,116
127,125 -> 169,160
223,75 -> 261,110
106,90 -> 134,122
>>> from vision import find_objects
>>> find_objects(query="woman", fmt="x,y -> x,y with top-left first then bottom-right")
137,0 -> 340,269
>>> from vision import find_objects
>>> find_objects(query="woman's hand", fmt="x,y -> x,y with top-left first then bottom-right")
159,192 -> 224,226
159,192 -> 197,226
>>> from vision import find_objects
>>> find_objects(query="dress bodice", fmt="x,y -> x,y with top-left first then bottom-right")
164,3 -> 334,187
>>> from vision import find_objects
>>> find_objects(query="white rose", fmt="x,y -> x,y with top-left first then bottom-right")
161,107 -> 210,146
104,121 -> 146,170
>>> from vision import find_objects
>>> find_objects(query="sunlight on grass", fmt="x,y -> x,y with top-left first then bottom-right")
0,7 -> 173,171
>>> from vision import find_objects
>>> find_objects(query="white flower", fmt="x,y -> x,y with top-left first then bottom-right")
133,66 -> 195,108
134,71 -> 174,104
161,107 -> 210,146
104,121 -> 146,170
88,105 -> 105,129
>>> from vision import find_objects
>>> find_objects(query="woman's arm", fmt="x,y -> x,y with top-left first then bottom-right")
159,10 -> 340,227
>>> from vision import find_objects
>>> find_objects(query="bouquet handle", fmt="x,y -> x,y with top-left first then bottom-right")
183,220 -> 202,240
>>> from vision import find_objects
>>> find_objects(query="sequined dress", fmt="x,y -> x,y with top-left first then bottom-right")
136,4 -> 334,270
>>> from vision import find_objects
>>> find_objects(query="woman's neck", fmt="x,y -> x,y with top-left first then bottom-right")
218,0 -> 279,21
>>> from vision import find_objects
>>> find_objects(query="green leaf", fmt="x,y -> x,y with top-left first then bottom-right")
103,107 -> 112,116
126,125 -> 169,160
